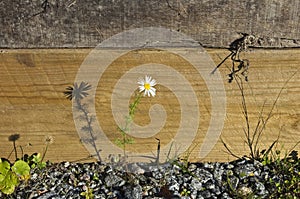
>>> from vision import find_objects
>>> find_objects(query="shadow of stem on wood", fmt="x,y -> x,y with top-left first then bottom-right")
8,134 -> 20,160
64,82 -> 102,162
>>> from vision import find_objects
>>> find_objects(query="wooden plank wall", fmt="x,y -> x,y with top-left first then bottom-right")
0,0 -> 299,162
0,49 -> 299,162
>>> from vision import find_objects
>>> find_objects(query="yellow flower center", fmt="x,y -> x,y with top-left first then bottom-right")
144,83 -> 151,90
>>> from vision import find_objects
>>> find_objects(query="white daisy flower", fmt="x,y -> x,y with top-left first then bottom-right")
138,75 -> 157,97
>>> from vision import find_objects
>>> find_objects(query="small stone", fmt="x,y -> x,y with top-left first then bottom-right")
213,167 -> 224,185
64,161 -> 70,167
198,190 -> 211,198
236,158 -> 247,165
204,162 -> 214,170
238,186 -> 252,196
190,190 -> 198,199
152,171 -> 163,179
196,168 -> 213,183
224,163 -> 235,169
235,164 -> 258,179
188,163 -> 197,172
255,181 -> 268,196
78,181 -> 85,186
205,180 -> 215,190
261,171 -> 269,180
190,178 -> 202,190
104,174 -> 125,187
129,163 -> 145,174
124,185 -> 142,199
220,192 -> 233,199
31,173 -> 38,180
212,185 -> 221,195
169,181 -> 180,192
36,191 -> 59,199
253,159 -> 263,167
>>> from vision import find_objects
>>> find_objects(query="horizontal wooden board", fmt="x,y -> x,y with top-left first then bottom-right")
1,0 -> 300,48
0,48 -> 299,163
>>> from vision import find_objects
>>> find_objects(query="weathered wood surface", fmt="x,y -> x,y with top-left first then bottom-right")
0,48 -> 299,162
1,0 -> 300,48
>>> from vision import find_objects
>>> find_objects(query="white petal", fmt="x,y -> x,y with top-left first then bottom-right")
145,75 -> 151,83
149,89 -> 156,97
150,79 -> 156,86
144,90 -> 148,96
150,87 -> 156,95
139,85 -> 145,91
138,79 -> 144,85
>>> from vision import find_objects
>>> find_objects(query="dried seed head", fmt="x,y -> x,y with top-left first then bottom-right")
44,135 -> 54,145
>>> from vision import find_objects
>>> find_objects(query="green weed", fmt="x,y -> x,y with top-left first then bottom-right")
0,158 -> 30,195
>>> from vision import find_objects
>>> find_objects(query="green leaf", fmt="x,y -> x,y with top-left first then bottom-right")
0,170 -> 18,195
115,138 -> 123,147
125,137 -> 134,144
37,162 -> 46,169
0,159 -> 11,182
11,160 -> 30,178
31,163 -> 36,169
80,187 -> 94,199
28,153 -> 46,169
32,153 -> 42,163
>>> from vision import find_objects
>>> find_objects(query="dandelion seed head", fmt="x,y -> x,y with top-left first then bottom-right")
44,135 -> 54,145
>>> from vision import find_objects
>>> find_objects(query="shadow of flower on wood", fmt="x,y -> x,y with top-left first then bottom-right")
8,134 -> 20,142
64,82 -> 102,161
64,82 -> 92,101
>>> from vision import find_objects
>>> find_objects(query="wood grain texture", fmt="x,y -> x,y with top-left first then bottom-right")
1,0 -> 300,48
0,48 -> 299,162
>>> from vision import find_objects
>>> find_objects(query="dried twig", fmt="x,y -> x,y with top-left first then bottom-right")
212,33 -> 260,82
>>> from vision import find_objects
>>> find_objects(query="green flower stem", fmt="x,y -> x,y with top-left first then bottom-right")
129,92 -> 142,118
116,92 -> 142,159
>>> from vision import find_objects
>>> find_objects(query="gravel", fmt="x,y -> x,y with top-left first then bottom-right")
1,157 -> 296,198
